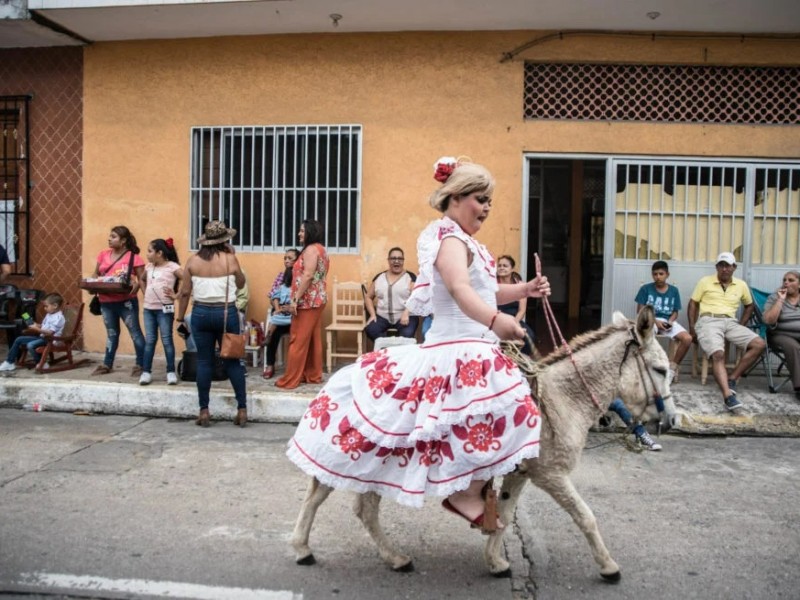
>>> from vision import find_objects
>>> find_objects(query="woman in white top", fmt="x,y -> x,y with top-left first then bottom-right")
177,221 -> 247,428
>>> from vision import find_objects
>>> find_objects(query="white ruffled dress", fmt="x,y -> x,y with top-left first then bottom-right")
286,217 -> 541,507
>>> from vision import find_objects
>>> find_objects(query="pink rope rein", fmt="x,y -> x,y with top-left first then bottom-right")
534,253 -> 603,412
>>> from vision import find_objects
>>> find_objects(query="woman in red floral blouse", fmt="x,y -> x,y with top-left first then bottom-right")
276,220 -> 329,389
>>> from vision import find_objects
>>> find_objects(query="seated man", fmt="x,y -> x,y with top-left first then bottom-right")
364,247 -> 419,341
687,252 -> 766,412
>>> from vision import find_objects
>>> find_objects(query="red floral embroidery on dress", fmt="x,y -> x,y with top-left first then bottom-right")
304,392 -> 339,431
332,416 -> 376,460
491,346 -> 516,375
391,376 -> 427,413
452,415 -> 505,453
415,439 -> 454,466
375,446 -> 414,467
366,355 -> 401,398
455,357 -> 490,389
359,349 -> 388,370
422,373 -> 451,403
437,224 -> 456,240
513,395 -> 540,429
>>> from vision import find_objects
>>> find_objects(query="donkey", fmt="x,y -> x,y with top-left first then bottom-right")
290,307 -> 674,581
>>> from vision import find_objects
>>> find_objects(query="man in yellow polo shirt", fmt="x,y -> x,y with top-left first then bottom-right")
687,252 -> 766,412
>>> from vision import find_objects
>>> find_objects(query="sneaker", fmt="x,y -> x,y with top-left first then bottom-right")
166,372 -> 178,385
636,431 -> 662,451
139,372 -> 152,386
0,361 -> 16,372
724,393 -> 743,411
728,378 -> 737,392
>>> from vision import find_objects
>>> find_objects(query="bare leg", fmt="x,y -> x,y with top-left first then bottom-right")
710,350 -> 733,397
672,331 -> 692,365
353,492 -> 413,571
729,337 -> 766,381
532,472 -> 620,581
290,477 -> 333,565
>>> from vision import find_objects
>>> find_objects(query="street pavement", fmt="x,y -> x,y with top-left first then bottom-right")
0,350 -> 798,437
1,410 -> 799,600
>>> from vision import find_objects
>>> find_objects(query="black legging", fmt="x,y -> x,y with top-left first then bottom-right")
266,324 -> 291,367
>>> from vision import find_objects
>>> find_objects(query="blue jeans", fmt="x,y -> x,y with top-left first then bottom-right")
100,298 -> 145,369
422,315 -> 434,341
364,314 -> 419,341
608,398 -> 645,437
143,308 -> 176,373
5,335 -> 46,363
191,304 -> 247,410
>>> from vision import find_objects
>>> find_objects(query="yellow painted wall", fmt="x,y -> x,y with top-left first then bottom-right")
82,30 -> 800,352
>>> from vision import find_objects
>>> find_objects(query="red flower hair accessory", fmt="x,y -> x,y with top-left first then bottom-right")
433,156 -> 459,183
165,237 -> 174,249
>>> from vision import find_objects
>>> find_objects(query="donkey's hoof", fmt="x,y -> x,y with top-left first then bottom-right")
491,568 -> 512,579
600,570 -> 621,583
393,560 -> 415,573
296,553 -> 316,566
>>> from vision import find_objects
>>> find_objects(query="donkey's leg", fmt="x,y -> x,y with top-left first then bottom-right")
354,492 -> 414,572
533,473 -> 621,581
484,473 -> 528,577
290,477 -> 333,565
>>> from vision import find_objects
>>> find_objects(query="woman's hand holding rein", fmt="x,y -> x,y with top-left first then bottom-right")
525,275 -> 551,298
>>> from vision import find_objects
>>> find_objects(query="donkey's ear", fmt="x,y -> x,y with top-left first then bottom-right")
636,306 -> 655,340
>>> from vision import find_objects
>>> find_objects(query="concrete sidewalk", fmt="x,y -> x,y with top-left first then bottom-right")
0,350 -> 798,437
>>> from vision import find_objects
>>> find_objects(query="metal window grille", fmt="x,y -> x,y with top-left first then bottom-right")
190,125 -> 362,252
0,95 -> 31,274
752,167 -> 800,265
613,160 -> 800,264
524,63 -> 800,124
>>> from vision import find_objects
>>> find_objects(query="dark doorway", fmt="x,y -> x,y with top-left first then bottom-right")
526,158 -> 606,354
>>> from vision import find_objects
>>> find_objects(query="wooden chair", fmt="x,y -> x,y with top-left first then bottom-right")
691,340 -> 740,385
325,280 -> 366,373
20,303 -> 90,373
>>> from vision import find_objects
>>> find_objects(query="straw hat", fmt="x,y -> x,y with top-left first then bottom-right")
197,221 -> 236,246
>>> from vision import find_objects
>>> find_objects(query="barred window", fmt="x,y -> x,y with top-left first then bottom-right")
752,167 -> 800,265
613,161 -> 800,265
524,63 -> 800,124
190,125 -> 362,252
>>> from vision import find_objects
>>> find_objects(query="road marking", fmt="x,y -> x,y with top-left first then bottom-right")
16,572 -> 302,600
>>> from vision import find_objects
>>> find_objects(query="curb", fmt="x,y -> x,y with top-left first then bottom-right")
0,378 -> 312,423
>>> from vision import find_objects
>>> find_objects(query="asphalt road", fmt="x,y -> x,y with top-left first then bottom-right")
1,409 -> 799,600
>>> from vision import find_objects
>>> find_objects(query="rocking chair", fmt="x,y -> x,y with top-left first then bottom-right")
20,303 -> 90,373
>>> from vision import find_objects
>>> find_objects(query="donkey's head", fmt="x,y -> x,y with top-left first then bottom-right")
612,306 -> 676,432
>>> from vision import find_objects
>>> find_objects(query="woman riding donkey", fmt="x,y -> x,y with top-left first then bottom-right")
286,157 -> 551,528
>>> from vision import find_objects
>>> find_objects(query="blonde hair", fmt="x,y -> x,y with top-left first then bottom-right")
428,162 -> 495,213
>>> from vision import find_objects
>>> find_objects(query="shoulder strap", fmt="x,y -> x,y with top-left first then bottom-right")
99,251 -> 127,276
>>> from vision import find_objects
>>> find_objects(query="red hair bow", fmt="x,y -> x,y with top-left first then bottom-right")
165,238 -> 174,249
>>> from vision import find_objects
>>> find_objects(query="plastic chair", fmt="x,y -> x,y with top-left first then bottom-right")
742,288 -> 792,393
325,280 -> 366,372
21,303 -> 91,373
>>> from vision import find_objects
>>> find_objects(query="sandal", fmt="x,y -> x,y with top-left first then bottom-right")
91,364 -> 111,376
262,366 -> 275,379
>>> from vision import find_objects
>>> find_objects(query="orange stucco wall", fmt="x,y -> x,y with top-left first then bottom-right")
81,30 -> 800,353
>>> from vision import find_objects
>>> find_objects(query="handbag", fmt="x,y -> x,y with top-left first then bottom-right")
80,251 -> 136,295
219,257 -> 247,360
89,295 -> 102,316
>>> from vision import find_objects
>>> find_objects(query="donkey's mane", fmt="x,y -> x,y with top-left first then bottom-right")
537,322 -> 629,367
